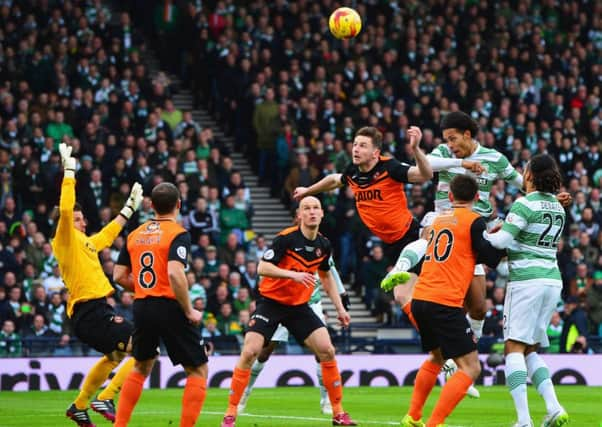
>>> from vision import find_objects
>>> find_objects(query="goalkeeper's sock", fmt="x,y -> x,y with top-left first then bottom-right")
226,367 -> 251,416
525,352 -> 562,415
408,360 -> 441,420
114,370 -> 146,427
505,352 -> 531,425
316,361 -> 328,401
392,239 -> 428,273
181,375 -> 207,427
427,370 -> 472,426
467,314 -> 484,340
402,302 -> 418,330
321,360 -> 344,415
75,356 -> 119,409
97,357 -> 135,401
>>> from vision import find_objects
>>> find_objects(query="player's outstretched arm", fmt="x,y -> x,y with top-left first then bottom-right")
90,182 -> 144,250
406,126 -> 434,183
54,143 -> 77,245
293,173 -> 343,201
257,260 -> 315,287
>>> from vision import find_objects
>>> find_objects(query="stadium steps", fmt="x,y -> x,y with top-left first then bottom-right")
142,51 -> 382,339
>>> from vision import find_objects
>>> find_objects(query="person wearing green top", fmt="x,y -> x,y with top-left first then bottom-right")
546,311 -> 563,354
160,99 -> 183,131
219,194 -> 249,244
0,319 -> 22,357
485,154 -> 569,427
46,110 -> 74,146
237,255 -> 350,415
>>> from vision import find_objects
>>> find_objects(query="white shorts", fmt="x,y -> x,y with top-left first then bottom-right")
503,284 -> 561,347
422,211 -> 484,275
271,301 -> 325,342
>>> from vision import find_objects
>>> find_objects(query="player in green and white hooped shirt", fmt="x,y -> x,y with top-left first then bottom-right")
238,255 -> 349,415
383,112 -> 523,340
485,154 -> 568,427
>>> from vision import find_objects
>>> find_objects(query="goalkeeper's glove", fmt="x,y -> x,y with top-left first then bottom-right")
120,182 -> 144,220
59,143 -> 76,178
340,293 -> 351,311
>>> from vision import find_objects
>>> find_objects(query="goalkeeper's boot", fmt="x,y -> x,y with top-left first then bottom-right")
512,421 -> 534,427
380,270 -> 411,292
541,409 -> 569,427
90,399 -> 116,422
333,412 -> 357,426
66,403 -> 96,427
401,413 -> 425,426
237,389 -> 250,413
443,359 -> 480,399
221,415 -> 236,427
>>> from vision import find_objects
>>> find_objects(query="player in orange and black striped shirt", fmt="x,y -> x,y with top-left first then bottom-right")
293,126 -> 433,319
221,196 -> 357,427
113,183 -> 208,427
403,175 -> 505,427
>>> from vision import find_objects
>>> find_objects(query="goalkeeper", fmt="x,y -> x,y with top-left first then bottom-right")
54,143 -> 144,427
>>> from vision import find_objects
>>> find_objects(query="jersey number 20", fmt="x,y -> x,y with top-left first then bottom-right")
424,228 -> 454,262
139,252 -> 157,288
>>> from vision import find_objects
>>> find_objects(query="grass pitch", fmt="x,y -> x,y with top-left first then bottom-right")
0,386 -> 600,426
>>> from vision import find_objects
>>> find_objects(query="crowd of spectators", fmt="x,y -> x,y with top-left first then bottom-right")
0,0 -> 601,356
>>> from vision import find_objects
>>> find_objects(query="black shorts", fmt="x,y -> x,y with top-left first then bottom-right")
382,218 -> 422,274
72,298 -> 132,355
248,297 -> 325,345
132,297 -> 207,367
411,299 -> 477,360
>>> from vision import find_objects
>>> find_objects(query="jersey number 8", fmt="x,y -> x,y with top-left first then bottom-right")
139,252 -> 157,288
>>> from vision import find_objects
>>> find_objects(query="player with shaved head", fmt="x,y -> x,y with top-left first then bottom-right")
221,196 -> 357,427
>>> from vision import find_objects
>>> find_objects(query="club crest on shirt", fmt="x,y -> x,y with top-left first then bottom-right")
315,248 -> 322,257
263,249 -> 275,260
146,222 -> 160,232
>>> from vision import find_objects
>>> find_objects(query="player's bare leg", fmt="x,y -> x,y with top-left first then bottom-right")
305,328 -> 357,426
465,274 -> 487,339
222,332 -> 265,427
443,275 -> 486,399
238,341 -> 278,413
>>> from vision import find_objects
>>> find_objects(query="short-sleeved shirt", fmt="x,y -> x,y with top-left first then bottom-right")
118,219 -> 191,300
259,226 -> 331,306
413,207 -> 505,308
341,156 -> 413,244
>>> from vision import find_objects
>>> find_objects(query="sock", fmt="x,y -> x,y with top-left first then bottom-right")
402,302 -> 418,330
180,376 -> 207,427
246,360 -> 264,392
226,367 -> 251,416
525,352 -> 562,415
98,357 -> 135,401
467,314 -> 484,340
114,371 -> 146,427
393,239 -> 428,272
74,356 -> 119,409
505,352 -> 530,424
321,360 -> 344,415
316,362 -> 328,401
427,370 -> 473,427
409,360 -> 441,420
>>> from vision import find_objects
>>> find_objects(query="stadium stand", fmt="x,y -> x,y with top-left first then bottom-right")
0,0 -> 600,357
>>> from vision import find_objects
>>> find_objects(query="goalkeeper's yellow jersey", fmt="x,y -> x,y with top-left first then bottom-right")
51,177 -> 123,317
